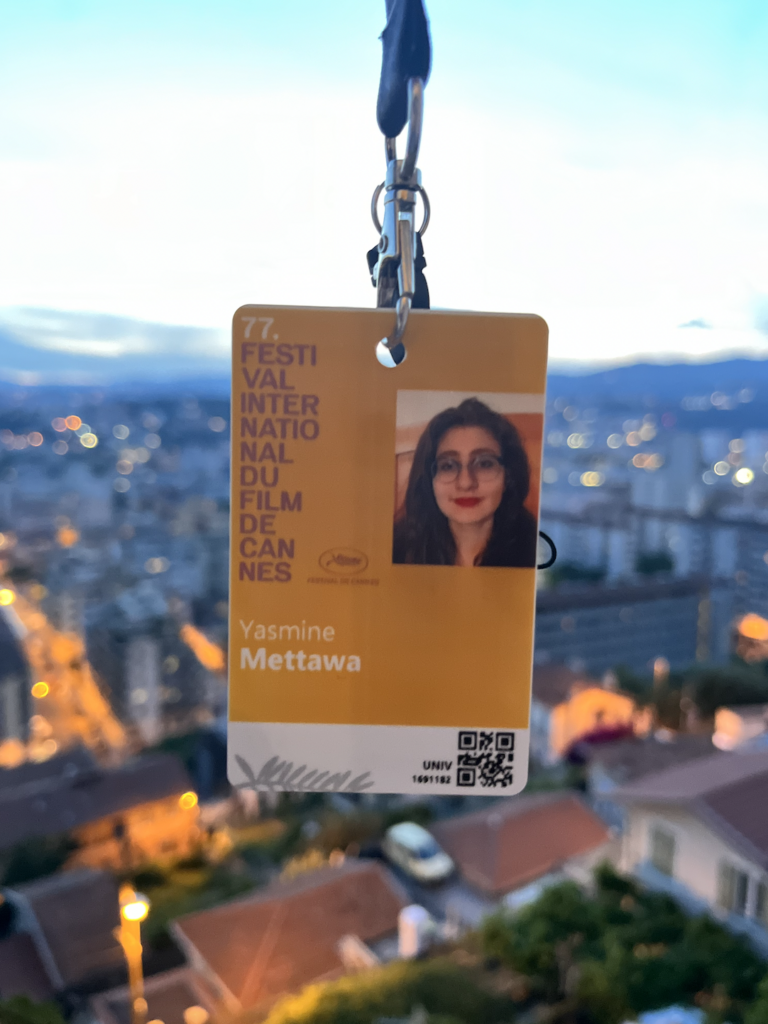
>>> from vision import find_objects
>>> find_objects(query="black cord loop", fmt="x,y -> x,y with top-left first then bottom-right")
537,531 -> 557,570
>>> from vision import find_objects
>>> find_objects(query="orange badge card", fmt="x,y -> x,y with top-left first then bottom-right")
228,306 -> 548,795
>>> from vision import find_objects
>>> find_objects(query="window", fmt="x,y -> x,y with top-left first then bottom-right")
718,862 -> 749,915
650,827 -> 675,876
756,881 -> 768,926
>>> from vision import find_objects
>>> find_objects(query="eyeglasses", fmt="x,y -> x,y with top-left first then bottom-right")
432,454 -> 504,484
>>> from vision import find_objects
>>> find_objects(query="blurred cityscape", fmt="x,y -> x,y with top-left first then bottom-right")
4,359 -> 768,1024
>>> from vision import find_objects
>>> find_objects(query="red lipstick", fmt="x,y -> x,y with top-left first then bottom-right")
453,497 -> 482,507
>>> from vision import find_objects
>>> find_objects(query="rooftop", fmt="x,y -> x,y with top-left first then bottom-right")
613,750 -> 768,869
583,733 -> 718,785
0,752 -> 192,850
13,868 -> 123,990
91,967 -> 218,1024
172,859 -> 407,1014
431,791 -> 610,896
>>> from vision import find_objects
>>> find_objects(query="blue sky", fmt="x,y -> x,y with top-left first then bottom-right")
1,0 -> 767,367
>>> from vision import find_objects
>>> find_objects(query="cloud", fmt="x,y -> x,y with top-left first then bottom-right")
0,306 -> 228,359
678,318 -> 712,329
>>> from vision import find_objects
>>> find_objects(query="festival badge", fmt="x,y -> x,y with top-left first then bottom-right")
228,0 -> 550,795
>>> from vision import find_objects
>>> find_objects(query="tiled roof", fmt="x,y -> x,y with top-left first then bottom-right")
14,868 -> 123,989
0,753 -> 192,850
173,860 -> 406,1014
431,792 -> 610,896
91,966 -> 218,1024
0,934 -> 54,1002
612,750 -> 768,868
0,747 -> 97,792
584,734 -> 718,785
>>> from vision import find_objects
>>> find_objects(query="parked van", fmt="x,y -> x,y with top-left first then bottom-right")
382,822 -> 454,884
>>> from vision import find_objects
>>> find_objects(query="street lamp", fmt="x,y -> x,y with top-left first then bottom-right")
115,884 -> 151,1024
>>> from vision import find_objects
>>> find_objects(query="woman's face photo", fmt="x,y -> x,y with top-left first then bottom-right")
432,425 -> 505,527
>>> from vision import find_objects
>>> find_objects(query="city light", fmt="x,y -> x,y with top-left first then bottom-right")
51,418 -> 67,431
145,433 -> 161,448
606,433 -> 623,448
65,416 -> 82,430
121,894 -> 150,923
53,440 -> 68,455
734,468 -> 755,485
729,438 -> 745,453
114,478 -> 131,492
145,557 -> 170,574
0,589 -> 15,606
208,417 -> 226,432
713,461 -> 730,476
580,471 -> 604,487
179,791 -> 199,810
632,453 -> 664,471
738,613 -> 768,641
80,433 -> 99,448
180,624 -> 225,673
28,432 -> 43,446
113,424 -> 130,439
625,431 -> 641,446
31,681 -> 50,698
116,460 -> 134,475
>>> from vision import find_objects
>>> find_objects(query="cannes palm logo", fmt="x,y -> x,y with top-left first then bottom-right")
319,547 -> 369,575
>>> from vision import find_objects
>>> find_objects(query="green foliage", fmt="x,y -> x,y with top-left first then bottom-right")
0,834 -> 77,886
635,551 -> 674,575
261,958 -> 512,1024
0,997 -> 65,1024
745,974 -> 768,1024
688,666 -> 768,719
480,865 -> 765,1023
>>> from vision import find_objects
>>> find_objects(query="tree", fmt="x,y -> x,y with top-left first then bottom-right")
480,865 -> 764,1023
0,997 -> 66,1024
261,959 -> 512,1024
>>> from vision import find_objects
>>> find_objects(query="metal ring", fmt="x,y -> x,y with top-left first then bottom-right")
417,186 -> 430,236
537,531 -> 557,570
400,78 -> 424,182
370,182 -> 430,237
370,182 -> 385,234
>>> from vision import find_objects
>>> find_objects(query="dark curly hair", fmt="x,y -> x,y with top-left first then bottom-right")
393,397 -> 537,567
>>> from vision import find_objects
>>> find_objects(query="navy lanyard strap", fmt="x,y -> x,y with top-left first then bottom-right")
377,0 -> 432,139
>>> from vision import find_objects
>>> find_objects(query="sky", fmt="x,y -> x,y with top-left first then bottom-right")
1,0 -> 768,369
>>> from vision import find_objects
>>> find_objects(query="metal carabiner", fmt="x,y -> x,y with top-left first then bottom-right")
371,77 -> 426,367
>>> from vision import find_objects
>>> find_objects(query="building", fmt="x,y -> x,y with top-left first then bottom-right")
0,603 -> 30,762
429,792 -> 613,925
172,860 -> 407,1018
0,749 -> 200,871
535,574 -> 733,676
614,750 -> 768,953
530,664 -> 649,764
1,869 -> 124,998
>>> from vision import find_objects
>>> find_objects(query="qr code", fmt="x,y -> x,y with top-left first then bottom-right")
456,730 -> 514,788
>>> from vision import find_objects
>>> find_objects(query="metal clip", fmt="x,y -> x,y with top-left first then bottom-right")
371,78 -> 427,367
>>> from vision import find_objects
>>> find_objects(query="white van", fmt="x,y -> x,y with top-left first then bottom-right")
382,822 -> 454,884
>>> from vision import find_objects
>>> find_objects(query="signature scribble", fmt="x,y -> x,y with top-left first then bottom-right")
234,754 -> 375,793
